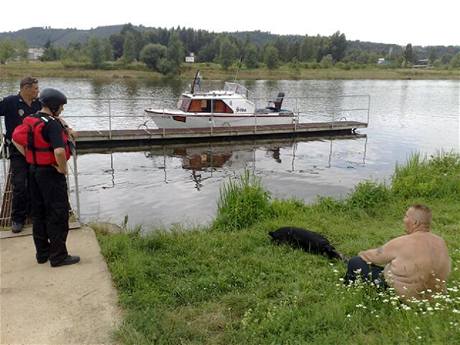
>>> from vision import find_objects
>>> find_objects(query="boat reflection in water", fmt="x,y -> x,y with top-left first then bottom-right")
141,134 -> 368,190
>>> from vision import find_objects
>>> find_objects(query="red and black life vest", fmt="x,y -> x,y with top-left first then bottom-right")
12,114 -> 71,165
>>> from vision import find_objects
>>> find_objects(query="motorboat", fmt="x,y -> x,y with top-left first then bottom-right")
144,71 -> 296,129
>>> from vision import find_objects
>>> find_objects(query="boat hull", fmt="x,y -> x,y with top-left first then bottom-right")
145,110 -> 297,129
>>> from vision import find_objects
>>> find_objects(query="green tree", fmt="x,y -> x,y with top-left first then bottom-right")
450,53 -> 460,68
165,33 -> 185,75
0,39 -> 15,64
289,57 -> 301,74
328,31 -> 347,62
109,33 -> 124,59
140,43 -> 167,70
16,40 -> 28,61
101,39 -> 113,61
403,43 -> 414,67
41,40 -> 61,61
122,32 -> 137,63
428,48 -> 437,64
244,43 -> 259,69
120,23 -> 144,59
300,36 -> 315,61
88,37 -> 104,68
219,36 -> 238,70
63,42 -> 85,62
264,45 -> 279,70
274,37 -> 289,62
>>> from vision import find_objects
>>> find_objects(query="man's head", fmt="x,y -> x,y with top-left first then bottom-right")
19,77 -> 39,100
39,88 -> 67,116
404,204 -> 432,233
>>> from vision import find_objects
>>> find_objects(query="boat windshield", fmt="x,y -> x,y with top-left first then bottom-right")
224,82 -> 249,98
177,95 -> 191,111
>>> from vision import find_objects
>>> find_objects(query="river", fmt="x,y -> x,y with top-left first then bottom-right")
1,78 -> 458,229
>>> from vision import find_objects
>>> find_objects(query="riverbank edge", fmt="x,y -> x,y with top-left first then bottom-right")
2,61 -> 460,80
94,153 -> 460,344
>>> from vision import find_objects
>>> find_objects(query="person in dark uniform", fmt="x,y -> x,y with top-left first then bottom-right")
12,88 -> 80,267
0,77 -> 41,232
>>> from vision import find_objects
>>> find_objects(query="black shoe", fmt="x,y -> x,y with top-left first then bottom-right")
11,221 -> 24,233
37,257 -> 48,264
51,255 -> 80,267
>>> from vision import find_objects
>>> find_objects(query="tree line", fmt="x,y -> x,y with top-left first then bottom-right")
1,24 -> 460,72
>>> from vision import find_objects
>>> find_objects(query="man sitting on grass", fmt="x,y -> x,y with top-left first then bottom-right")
344,204 -> 451,300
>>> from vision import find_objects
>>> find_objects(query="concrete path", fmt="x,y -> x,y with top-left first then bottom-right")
0,226 -> 121,344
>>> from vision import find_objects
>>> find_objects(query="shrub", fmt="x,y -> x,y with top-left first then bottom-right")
213,171 -> 272,231
392,153 -> 460,199
320,54 -> 333,68
346,181 -> 391,210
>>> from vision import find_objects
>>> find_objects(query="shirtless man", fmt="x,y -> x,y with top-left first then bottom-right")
344,204 -> 451,300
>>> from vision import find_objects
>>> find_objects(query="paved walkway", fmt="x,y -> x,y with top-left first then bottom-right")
1,226 -> 121,344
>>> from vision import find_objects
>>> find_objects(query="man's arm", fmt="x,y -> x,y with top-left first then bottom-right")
11,139 -> 25,156
54,148 -> 67,175
359,238 -> 400,266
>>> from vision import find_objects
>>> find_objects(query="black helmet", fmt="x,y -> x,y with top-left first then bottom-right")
39,88 -> 67,114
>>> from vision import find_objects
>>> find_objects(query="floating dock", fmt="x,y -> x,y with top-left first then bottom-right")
75,121 -> 367,148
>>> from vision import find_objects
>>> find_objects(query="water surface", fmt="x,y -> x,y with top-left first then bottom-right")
1,79 -> 458,228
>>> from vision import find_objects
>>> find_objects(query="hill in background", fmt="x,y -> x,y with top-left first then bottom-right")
0,25 -> 125,47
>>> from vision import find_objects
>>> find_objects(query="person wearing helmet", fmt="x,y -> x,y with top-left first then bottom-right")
12,88 -> 80,267
0,77 -> 41,233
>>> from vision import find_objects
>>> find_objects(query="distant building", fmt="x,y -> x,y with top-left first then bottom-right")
27,48 -> 45,60
185,52 -> 195,63
377,58 -> 386,65
412,59 -> 430,68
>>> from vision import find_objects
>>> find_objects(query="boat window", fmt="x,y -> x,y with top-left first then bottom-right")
213,100 -> 234,113
188,99 -> 211,112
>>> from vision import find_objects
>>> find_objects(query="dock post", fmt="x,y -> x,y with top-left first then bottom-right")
210,115 -> 213,137
72,147 -> 81,222
108,99 -> 112,140
0,121 -> 7,188
367,95 -> 371,125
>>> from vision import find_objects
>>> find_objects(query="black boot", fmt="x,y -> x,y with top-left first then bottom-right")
51,255 -> 80,267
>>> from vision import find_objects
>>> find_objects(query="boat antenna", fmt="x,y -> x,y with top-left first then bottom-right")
234,56 -> 243,82
191,69 -> 201,94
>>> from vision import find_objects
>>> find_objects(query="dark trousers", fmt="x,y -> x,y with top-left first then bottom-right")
10,154 -> 30,223
344,256 -> 387,288
29,165 -> 70,265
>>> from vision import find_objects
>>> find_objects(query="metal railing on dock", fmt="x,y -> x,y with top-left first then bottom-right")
59,94 -> 369,146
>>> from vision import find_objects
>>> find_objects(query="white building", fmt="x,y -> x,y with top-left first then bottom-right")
27,48 -> 45,60
185,52 -> 195,63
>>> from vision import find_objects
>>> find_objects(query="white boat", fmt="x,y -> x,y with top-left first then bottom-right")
144,72 -> 296,129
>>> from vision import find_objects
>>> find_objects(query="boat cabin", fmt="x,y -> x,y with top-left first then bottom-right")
177,82 -> 255,115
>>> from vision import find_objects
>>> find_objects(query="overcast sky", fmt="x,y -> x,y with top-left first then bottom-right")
1,0 -> 458,46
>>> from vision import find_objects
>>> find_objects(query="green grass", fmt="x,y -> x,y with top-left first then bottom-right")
2,61 -> 460,80
95,153 -> 460,344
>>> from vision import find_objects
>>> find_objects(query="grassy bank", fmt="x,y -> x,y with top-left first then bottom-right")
2,61 -> 460,80
96,153 -> 460,344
